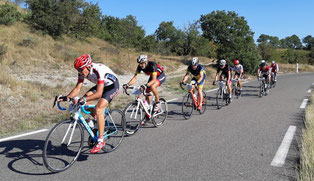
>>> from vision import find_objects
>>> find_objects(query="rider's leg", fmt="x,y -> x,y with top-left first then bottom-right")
150,80 -> 160,102
197,86 -> 203,108
227,80 -> 232,96
84,91 -> 96,118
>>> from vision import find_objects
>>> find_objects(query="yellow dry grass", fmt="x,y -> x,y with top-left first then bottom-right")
299,93 -> 314,180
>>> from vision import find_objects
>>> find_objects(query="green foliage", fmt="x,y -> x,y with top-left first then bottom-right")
0,3 -> 22,25
257,34 -> 280,47
139,35 -> 158,52
282,49 -> 308,64
71,2 -> 103,39
200,10 -> 260,73
101,15 -> 145,48
303,35 -> 314,50
308,49 -> 314,65
25,0 -> 81,37
281,34 -> 302,49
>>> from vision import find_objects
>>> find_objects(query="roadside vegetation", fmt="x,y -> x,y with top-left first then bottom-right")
299,93 -> 314,180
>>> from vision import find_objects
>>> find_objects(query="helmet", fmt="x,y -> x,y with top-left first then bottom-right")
137,55 -> 148,63
219,59 -> 226,66
74,54 -> 92,70
260,60 -> 266,64
191,57 -> 199,66
234,59 -> 239,65
272,60 -> 275,64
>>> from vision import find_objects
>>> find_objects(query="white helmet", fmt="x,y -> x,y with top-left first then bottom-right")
219,59 -> 226,66
272,60 -> 275,64
260,60 -> 266,64
191,57 -> 199,66
137,55 -> 148,63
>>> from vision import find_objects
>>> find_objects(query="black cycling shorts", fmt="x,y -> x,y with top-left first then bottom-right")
88,80 -> 119,103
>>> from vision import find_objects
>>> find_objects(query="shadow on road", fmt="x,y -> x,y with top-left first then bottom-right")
0,139 -> 95,175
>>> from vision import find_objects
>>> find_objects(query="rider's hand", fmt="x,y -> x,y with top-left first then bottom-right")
140,84 -> 147,92
57,95 -> 68,102
123,83 -> 129,90
212,81 -> 216,85
76,97 -> 86,105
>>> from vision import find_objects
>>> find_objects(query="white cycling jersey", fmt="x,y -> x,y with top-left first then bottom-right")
78,63 -> 118,86
233,64 -> 243,74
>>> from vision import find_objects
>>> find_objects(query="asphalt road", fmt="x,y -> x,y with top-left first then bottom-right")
0,73 -> 312,180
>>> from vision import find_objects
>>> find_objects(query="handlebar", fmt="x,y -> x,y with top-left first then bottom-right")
53,96 -> 95,114
179,82 -> 198,90
123,86 -> 153,96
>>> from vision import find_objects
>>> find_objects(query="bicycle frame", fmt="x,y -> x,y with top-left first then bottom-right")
57,102 -> 118,144
126,87 -> 165,120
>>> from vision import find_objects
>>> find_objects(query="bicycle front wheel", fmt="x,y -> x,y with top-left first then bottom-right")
102,109 -> 125,153
259,83 -> 263,98
216,88 -> 224,109
124,101 -> 143,136
43,119 -> 84,172
152,98 -> 168,127
182,93 -> 194,119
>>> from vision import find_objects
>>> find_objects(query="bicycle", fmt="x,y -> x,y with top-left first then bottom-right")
123,86 -> 168,136
259,77 -> 269,97
216,80 -> 232,109
270,72 -> 276,88
232,79 -> 241,99
43,97 -> 125,172
180,82 -> 207,119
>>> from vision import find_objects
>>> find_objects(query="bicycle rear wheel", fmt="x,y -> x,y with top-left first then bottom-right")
152,98 -> 168,127
102,109 -> 125,153
216,88 -> 224,109
198,91 -> 207,114
123,101 -> 143,136
43,119 -> 84,172
182,93 -> 194,119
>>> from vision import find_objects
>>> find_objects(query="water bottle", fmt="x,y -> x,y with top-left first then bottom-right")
193,93 -> 197,100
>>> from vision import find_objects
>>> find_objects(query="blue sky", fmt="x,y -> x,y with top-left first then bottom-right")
91,0 -> 314,41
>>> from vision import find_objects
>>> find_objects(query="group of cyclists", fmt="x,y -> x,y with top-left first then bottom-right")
56,54 -> 279,153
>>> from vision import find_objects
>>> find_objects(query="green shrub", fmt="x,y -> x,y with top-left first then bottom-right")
0,3 -> 22,25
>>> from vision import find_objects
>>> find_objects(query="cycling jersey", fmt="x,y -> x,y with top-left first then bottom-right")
233,64 -> 243,74
259,65 -> 271,74
78,63 -> 118,86
271,63 -> 279,72
135,61 -> 164,77
217,64 -> 231,77
186,64 -> 206,80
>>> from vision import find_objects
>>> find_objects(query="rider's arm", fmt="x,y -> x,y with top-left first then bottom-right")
198,71 -> 204,84
128,74 -> 139,86
257,69 -> 261,77
67,82 -> 83,99
214,73 -> 219,82
228,70 -> 231,81
182,72 -> 190,83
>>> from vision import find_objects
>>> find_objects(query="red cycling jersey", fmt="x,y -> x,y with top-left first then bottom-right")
271,64 -> 278,72
259,65 -> 270,73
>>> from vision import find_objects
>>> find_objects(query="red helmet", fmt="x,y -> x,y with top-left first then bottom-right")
74,54 -> 92,70
234,59 -> 239,65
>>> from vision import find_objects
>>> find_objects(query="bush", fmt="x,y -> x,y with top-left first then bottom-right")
0,3 -> 22,25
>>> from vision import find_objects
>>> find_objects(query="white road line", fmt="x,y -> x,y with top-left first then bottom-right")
0,129 -> 49,142
167,98 -> 178,102
308,89 -> 312,93
300,99 -> 309,109
206,88 -> 218,93
271,126 -> 297,167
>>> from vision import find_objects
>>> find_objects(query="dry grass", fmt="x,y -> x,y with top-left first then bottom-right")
299,93 -> 314,180
279,64 -> 314,73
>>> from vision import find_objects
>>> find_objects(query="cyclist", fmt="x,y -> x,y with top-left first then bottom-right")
270,60 -> 279,82
123,55 -> 166,124
181,57 -> 206,111
257,60 -> 271,87
57,54 -> 119,153
213,59 -> 232,99
232,59 -> 244,93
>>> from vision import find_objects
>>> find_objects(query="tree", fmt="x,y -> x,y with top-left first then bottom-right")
0,3 -> 23,25
282,35 -> 302,49
200,10 -> 260,73
303,35 -> 314,50
25,0 -> 81,37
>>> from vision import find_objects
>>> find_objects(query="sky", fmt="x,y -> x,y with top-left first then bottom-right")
91,0 -> 314,41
